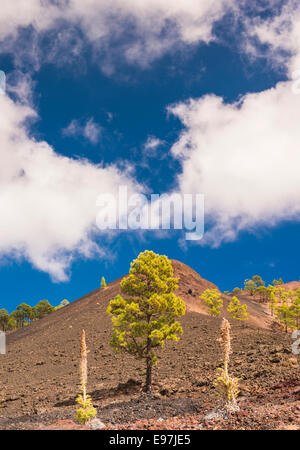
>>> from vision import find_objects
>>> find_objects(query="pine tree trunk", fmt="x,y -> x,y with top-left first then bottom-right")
145,333 -> 152,393
145,356 -> 152,393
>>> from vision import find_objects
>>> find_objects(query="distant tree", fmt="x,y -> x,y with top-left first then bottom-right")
273,278 -> 284,286
16,303 -> 34,325
244,279 -> 256,296
0,309 -> 9,331
275,304 -> 294,333
55,299 -> 70,310
290,296 -> 300,330
101,277 -> 107,289
252,275 -> 265,287
106,250 -> 185,393
34,300 -> 54,319
227,296 -> 248,325
200,289 -> 223,317
7,315 -> 17,330
274,287 -> 289,305
255,286 -> 268,303
269,291 -> 278,316
11,309 -> 26,328
232,287 -> 241,296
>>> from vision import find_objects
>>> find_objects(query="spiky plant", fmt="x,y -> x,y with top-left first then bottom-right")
214,318 -> 240,412
75,329 -> 97,424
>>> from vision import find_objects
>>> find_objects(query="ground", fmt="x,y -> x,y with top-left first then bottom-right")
0,261 -> 299,430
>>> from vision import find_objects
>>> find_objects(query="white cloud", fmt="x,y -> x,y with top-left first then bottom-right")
0,0 -> 235,70
163,1 -> 300,247
63,118 -> 101,145
144,137 -> 163,150
244,0 -> 300,76
169,78 -> 300,246
0,91 -> 139,281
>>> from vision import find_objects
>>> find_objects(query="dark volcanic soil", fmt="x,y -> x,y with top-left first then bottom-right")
0,260 -> 299,430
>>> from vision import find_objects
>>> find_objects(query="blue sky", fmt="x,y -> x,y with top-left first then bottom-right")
1,1 -> 300,311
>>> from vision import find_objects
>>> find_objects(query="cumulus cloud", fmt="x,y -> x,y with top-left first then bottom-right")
63,118 -> 102,145
0,0 -> 235,70
0,91 -> 139,281
169,76 -> 300,246
244,0 -> 300,76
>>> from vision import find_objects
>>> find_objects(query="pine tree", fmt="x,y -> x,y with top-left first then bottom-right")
227,296 -> 248,325
75,329 -> 97,424
269,291 -> 278,316
106,250 -> 185,393
34,300 -> 54,319
244,279 -> 256,296
0,309 -> 9,331
290,297 -> 300,330
252,275 -> 265,287
101,277 -> 107,289
200,289 -> 223,317
272,278 -> 284,286
275,304 -> 294,333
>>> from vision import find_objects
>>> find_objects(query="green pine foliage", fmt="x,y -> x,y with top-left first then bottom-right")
227,296 -> 248,324
101,277 -> 107,289
199,289 -> 223,317
275,304 -> 295,333
106,250 -> 185,393
269,291 -> 278,316
75,394 -> 97,424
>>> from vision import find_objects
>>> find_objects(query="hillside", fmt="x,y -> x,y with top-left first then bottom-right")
0,260 -> 299,430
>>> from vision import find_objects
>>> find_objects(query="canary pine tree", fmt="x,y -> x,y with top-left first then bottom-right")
227,297 -> 248,325
269,291 -> 278,316
106,250 -> 185,393
275,304 -> 294,333
200,289 -> 223,317
101,277 -> 107,289
291,296 -> 300,329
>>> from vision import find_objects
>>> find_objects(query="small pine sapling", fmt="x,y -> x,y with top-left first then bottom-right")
214,318 -> 240,412
101,277 -> 107,289
75,329 -> 97,424
199,289 -> 223,317
227,296 -> 248,326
